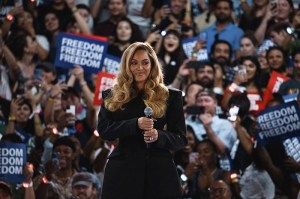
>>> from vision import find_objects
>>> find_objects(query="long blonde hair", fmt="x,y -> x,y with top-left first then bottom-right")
105,42 -> 169,118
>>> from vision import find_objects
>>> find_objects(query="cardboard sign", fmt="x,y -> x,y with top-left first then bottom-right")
93,72 -> 116,106
55,32 -> 108,73
255,101 -> 300,145
182,35 -> 208,61
267,71 -> 290,93
0,143 -> 26,183
103,54 -> 121,75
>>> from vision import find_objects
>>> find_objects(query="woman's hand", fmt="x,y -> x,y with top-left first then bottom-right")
144,128 -> 158,143
23,163 -> 34,182
138,117 -> 154,131
10,98 -> 23,116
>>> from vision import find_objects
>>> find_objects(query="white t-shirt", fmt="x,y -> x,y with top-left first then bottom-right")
126,0 -> 150,28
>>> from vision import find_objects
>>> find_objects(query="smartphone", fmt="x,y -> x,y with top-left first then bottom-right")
186,61 -> 203,69
186,106 -> 205,115
237,65 -> 247,75
66,105 -> 76,115
189,152 -> 199,164
52,152 -> 60,165
270,0 -> 277,9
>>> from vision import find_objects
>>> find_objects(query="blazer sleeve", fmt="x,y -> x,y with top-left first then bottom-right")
154,89 -> 187,151
97,92 -> 139,141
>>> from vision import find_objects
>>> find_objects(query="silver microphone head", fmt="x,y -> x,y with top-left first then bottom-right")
144,107 -> 153,118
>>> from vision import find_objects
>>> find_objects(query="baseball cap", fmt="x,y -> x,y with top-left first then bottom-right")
72,172 -> 99,188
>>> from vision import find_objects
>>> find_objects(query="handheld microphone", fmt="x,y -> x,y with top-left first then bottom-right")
144,107 -> 153,149
144,107 -> 153,118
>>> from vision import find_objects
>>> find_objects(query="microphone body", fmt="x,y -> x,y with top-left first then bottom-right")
144,107 -> 153,149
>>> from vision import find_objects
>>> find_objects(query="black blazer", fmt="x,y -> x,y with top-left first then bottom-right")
97,88 -> 187,199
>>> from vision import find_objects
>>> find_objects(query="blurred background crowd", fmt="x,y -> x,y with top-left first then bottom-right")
1,0 -> 300,198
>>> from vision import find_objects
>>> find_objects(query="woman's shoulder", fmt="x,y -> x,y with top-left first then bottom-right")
168,88 -> 183,99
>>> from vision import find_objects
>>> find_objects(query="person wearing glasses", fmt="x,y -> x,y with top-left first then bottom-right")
209,180 -> 233,199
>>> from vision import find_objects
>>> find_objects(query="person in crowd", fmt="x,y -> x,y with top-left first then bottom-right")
238,32 -> 259,58
34,136 -> 78,199
183,82 -> 204,114
279,49 -> 300,95
157,29 -> 187,85
71,172 -> 100,199
194,0 -> 217,32
42,11 -> 61,62
209,180 -> 233,199
222,56 -> 272,116
107,17 -> 137,57
186,89 -> 237,154
97,42 -> 187,198
269,22 -> 295,52
201,0 -> 244,56
36,0 -> 73,34
6,31 -> 38,94
185,139 -> 230,198
77,4 -> 94,31
94,0 -> 144,43
210,40 -> 234,87
6,94 -> 43,144
9,9 -> 49,61
238,0 -> 269,33
255,0 -> 295,43
266,46 -> 288,76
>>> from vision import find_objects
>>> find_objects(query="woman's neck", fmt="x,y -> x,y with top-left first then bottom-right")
118,42 -> 130,52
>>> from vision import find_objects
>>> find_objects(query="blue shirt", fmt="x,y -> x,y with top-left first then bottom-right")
186,115 -> 237,150
202,23 -> 244,55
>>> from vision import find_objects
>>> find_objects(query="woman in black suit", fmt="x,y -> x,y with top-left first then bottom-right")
97,42 -> 187,199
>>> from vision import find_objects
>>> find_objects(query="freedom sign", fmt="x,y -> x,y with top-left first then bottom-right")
55,32 -> 108,73
182,35 -> 208,61
0,143 -> 26,183
103,54 -> 121,75
93,72 -> 116,106
255,101 -> 300,145
267,71 -> 289,93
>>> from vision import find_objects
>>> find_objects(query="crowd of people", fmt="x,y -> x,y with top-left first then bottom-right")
0,0 -> 300,198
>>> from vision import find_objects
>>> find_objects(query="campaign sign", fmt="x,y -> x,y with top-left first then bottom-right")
93,72 -> 116,106
283,137 -> 300,183
267,71 -> 289,93
55,32 -> 108,73
182,36 -> 208,61
255,101 -> 300,146
283,93 -> 299,103
103,54 -> 121,75
0,143 -> 26,183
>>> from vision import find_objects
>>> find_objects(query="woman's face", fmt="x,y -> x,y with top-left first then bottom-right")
163,33 -> 180,53
294,53 -> 300,76
130,49 -> 152,89
42,71 -> 56,84
267,49 -> 284,70
16,104 -> 31,122
44,13 -> 59,33
277,0 -> 292,20
17,11 -> 33,28
258,51 -> 269,71
183,130 -> 196,153
197,142 -> 216,164
116,21 -> 132,42
243,59 -> 257,81
240,37 -> 256,57
53,145 -> 74,169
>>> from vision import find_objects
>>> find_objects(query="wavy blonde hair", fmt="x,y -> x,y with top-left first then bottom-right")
105,42 -> 169,118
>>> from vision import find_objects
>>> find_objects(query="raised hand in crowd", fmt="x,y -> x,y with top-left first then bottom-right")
23,163 -> 36,199
1,5 -> 23,37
